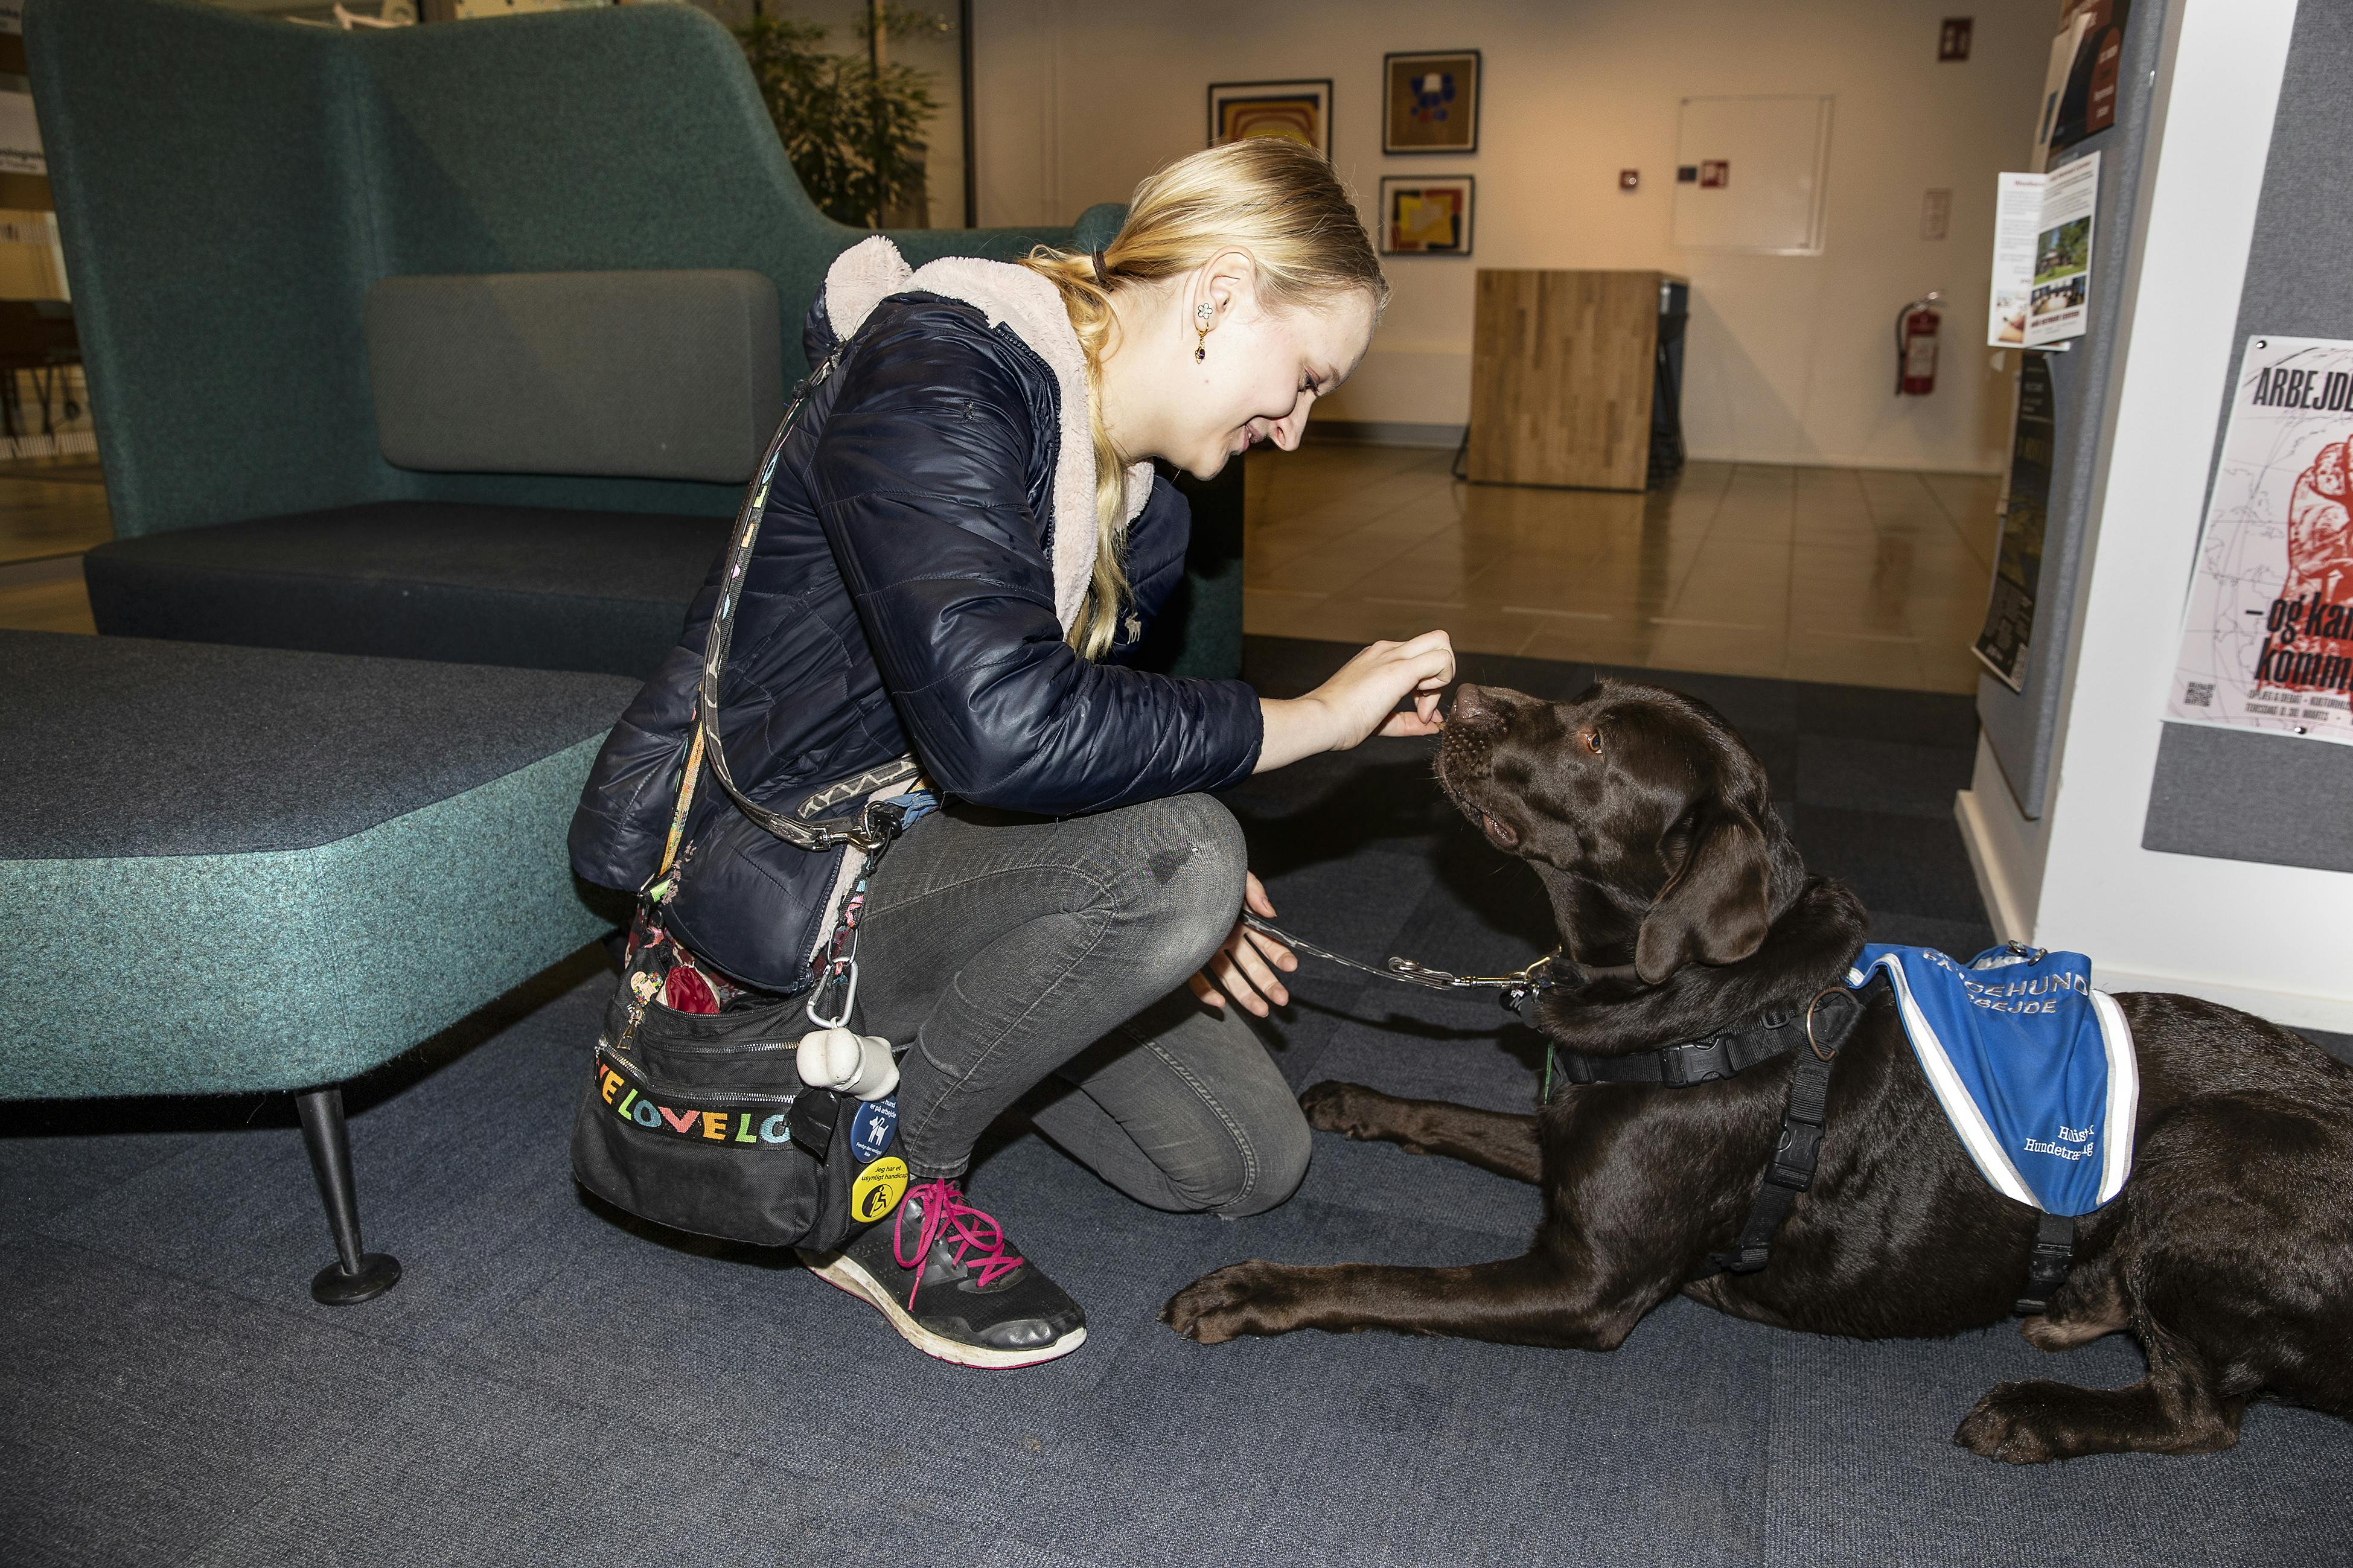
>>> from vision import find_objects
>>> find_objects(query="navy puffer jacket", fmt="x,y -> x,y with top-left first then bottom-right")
568,241 -> 1264,990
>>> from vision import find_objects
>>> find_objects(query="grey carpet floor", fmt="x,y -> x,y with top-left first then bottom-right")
5,637 -> 2349,1566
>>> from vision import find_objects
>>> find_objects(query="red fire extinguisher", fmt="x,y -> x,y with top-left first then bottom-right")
1896,292 -> 1943,395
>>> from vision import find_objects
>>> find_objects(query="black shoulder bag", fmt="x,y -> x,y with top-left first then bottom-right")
569,351 -> 925,1250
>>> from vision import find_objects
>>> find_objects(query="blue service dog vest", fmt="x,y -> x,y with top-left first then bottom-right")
1845,945 -> 2137,1216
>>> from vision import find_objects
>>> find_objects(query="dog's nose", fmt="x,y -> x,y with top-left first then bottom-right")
1450,683 -> 1502,728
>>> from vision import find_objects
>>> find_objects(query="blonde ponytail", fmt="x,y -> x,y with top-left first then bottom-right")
1021,138 -> 1387,661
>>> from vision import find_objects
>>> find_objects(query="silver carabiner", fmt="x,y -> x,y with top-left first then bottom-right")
805,959 -> 859,1030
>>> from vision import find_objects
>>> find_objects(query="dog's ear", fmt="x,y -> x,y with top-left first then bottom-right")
1634,808 -> 1772,984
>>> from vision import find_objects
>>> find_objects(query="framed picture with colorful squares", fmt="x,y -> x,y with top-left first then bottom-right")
1383,49 -> 1480,155
1379,175 -> 1474,256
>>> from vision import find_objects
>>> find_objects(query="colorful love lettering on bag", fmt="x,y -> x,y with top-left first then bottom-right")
594,1059 -> 792,1149
851,1156 -> 909,1223
848,1096 -> 898,1162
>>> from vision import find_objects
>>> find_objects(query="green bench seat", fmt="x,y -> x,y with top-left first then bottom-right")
0,630 -> 637,1301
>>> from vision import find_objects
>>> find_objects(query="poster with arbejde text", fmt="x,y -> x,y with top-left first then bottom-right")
2166,336 -> 2353,745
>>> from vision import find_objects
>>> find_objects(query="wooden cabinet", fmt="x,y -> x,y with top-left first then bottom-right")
1467,269 -> 1684,492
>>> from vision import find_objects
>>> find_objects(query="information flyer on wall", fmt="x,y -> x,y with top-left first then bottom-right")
2047,0 -> 2133,161
2166,336 -> 2353,746
1987,154 -> 2098,348
1975,353 -> 2056,691
2029,10 -> 2093,172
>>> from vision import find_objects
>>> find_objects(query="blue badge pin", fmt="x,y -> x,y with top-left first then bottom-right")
848,1095 -> 898,1163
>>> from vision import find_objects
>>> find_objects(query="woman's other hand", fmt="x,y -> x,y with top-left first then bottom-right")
1191,871 -> 1297,1017
1253,629 -> 1456,772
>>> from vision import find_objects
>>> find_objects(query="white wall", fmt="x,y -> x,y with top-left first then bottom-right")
1955,0 -> 2353,1032
971,0 -> 2047,473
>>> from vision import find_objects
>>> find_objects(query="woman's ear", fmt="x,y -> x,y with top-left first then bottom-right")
1633,808 -> 1772,984
1197,247 -> 1260,325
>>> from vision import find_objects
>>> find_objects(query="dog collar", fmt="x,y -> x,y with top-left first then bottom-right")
1236,911 -> 1866,1106
1529,978 -> 1876,1100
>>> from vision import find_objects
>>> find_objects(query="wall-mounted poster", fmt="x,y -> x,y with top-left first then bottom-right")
1378,176 -> 1473,255
1975,353 -> 2056,690
1382,51 -> 1480,155
2166,335 -> 2353,746
1208,80 -> 1332,159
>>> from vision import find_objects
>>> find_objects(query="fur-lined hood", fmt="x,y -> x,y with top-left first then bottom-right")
820,235 -> 1156,634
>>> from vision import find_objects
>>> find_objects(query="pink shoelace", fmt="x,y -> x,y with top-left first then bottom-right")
891,1179 -> 1026,1307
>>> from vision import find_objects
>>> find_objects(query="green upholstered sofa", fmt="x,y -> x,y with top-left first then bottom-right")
30,0 -> 1243,682
0,629 -> 640,1304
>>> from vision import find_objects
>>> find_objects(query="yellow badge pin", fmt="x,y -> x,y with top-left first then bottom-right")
850,1156 -> 909,1223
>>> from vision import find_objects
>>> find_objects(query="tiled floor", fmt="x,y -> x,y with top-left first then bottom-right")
0,447 -> 2002,692
1247,445 -> 2002,693
0,456 -> 109,635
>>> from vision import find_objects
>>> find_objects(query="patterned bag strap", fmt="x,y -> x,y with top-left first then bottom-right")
647,348 -> 918,901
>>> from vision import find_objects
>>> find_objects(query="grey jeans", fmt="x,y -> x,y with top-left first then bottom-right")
849,792 -> 1311,1217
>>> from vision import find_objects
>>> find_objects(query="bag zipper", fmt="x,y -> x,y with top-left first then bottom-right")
595,1043 -> 799,1111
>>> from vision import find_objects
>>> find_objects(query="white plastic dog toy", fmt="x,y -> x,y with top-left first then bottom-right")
795,1027 -> 899,1100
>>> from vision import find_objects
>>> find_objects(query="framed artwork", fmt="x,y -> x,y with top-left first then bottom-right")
1207,79 -> 1333,159
1379,175 -> 1474,255
1383,49 -> 1480,155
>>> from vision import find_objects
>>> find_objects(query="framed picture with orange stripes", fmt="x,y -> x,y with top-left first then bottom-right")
1207,79 -> 1333,159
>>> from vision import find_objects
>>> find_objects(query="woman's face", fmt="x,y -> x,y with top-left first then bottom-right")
1173,281 -> 1376,480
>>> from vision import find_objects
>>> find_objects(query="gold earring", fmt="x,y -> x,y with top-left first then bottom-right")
1195,302 -> 1213,362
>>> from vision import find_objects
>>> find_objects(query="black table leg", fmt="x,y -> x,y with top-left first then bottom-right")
295,1086 -> 401,1306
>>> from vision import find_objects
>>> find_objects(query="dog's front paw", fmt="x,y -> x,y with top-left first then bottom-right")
1160,1260 -> 1304,1345
1300,1080 -> 1395,1141
1954,1381 -> 2066,1464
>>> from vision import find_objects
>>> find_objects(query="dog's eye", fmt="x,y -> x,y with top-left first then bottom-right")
1580,727 -> 1604,756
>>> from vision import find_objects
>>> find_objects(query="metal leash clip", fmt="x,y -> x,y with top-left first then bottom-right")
1244,913 -> 1570,998
843,797 -> 906,854
1385,951 -> 1565,992
805,844 -> 887,1030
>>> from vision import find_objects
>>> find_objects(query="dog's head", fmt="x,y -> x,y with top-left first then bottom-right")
1434,679 -> 1798,984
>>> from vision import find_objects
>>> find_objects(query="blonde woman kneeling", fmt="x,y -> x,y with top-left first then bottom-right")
571,139 -> 1452,1368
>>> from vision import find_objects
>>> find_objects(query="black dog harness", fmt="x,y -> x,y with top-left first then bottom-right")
1515,968 -> 2071,1308
1250,917 -> 2071,1313
1504,979 -> 1879,1280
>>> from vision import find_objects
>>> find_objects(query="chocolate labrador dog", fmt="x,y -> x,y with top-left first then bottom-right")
1163,680 -> 2353,1462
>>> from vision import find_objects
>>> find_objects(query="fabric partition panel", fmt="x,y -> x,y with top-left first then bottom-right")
1971,0 -> 2169,820
2141,1 -> 2353,875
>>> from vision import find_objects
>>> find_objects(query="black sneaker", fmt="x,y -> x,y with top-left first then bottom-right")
798,1178 -> 1087,1369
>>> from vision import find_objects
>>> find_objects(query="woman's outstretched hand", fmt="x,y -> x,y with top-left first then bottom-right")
1192,871 -> 1297,1018
1252,629 -> 1456,773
